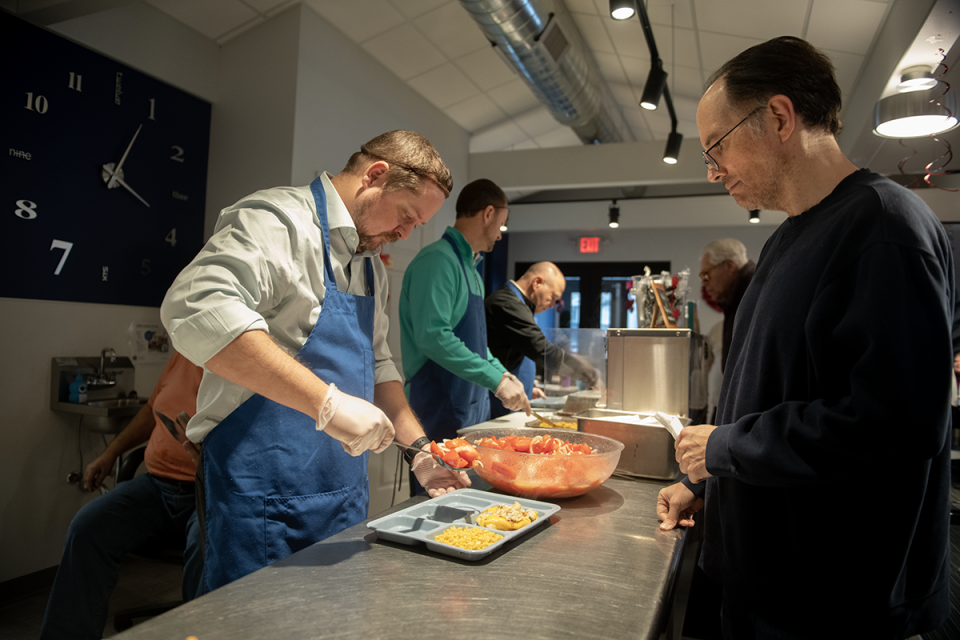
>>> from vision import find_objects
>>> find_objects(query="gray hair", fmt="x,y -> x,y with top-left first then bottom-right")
703,238 -> 748,269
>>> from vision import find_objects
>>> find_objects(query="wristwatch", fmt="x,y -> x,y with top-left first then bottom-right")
403,436 -> 432,464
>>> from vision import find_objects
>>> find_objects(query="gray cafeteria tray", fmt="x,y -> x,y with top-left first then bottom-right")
366,489 -> 560,561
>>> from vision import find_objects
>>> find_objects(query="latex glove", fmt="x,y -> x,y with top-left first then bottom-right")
411,450 -> 471,497
317,383 -> 395,456
495,372 -> 531,415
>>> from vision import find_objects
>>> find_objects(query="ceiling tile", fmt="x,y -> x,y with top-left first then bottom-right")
513,105 -> 563,138
806,0 -> 888,55
568,0 -> 601,16
693,0 -> 807,41
698,32 -> 764,74
148,0 -> 256,40
303,0 -> 405,42
445,94 -> 506,132
509,139 -> 541,151
534,126 -> 583,149
264,0 -> 299,16
454,46 -> 518,91
361,22 -> 447,80
659,27 -> 701,70
243,0 -> 292,12
608,81 -> 639,107
592,50 -> 629,85
407,63 -> 480,109
623,109 -> 654,141
572,13 -> 617,55
487,78 -> 541,116
647,0 -> 696,30
388,0 -> 449,20
824,49 -> 865,101
470,120 -> 530,153
413,1 -> 489,59
607,17 -> 652,60
665,63 -> 707,102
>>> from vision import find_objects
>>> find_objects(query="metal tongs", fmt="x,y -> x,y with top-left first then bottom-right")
392,441 -> 472,473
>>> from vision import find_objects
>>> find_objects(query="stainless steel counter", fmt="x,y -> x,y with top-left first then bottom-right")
117,420 -> 691,639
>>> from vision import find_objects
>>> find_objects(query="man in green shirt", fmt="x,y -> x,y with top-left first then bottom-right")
400,179 -> 530,460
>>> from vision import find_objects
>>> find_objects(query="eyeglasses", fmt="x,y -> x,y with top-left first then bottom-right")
699,263 -> 722,281
701,106 -> 763,171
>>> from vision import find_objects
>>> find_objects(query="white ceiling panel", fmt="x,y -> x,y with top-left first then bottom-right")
303,0 -> 405,42
361,22 -> 447,80
514,106 -> 564,139
389,0 -> 448,20
454,46 -> 518,91
445,93 -> 506,132
693,0 -> 808,40
807,0 -> 889,55
486,78 -> 542,117
408,62 -> 480,109
571,12 -> 618,55
413,1 -> 489,60
534,126 -> 583,149
470,120 -> 530,153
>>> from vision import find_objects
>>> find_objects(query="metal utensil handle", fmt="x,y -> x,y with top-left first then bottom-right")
531,410 -> 561,429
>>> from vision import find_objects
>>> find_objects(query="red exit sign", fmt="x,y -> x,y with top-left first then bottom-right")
580,237 -> 600,253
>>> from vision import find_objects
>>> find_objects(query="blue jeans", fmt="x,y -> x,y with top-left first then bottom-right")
40,473 -> 202,640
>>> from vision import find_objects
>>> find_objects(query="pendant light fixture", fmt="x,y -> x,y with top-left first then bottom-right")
874,81 -> 959,138
609,200 -> 620,228
749,210 -> 760,224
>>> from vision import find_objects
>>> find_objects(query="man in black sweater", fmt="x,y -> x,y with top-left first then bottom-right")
657,36 -> 953,639
485,262 -> 600,417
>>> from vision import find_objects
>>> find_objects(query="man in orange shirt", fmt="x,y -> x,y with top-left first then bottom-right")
40,352 -> 204,640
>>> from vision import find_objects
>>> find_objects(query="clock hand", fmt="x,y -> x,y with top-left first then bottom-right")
111,174 -> 150,208
107,124 -> 142,188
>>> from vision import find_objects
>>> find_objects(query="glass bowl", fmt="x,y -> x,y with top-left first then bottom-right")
463,428 -> 623,499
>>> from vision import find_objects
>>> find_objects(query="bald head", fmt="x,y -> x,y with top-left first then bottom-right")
517,262 -> 565,314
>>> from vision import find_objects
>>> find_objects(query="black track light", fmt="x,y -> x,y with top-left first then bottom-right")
663,131 -> 682,164
640,63 -> 667,110
610,0 -> 635,20
609,200 -> 620,228
749,210 -> 760,224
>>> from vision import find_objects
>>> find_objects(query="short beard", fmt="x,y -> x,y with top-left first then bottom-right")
353,192 -> 399,252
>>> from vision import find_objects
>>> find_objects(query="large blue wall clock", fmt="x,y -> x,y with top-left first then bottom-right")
1,11 -> 211,307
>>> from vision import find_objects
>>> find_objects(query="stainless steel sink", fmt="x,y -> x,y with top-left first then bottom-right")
51,355 -> 145,433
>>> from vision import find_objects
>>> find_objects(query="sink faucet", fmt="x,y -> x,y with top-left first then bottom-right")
99,347 -> 116,380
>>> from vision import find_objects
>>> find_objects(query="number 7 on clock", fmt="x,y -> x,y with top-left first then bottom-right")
49,239 -> 73,275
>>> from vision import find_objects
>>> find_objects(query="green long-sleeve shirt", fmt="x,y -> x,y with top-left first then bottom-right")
399,227 -> 506,394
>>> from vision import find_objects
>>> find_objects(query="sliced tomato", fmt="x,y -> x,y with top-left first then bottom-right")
511,436 -> 532,453
430,441 -> 444,457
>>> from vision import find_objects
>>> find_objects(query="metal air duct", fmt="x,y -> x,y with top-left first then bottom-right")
458,0 -> 632,144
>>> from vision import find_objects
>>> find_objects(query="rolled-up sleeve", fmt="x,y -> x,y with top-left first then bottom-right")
161,205 -> 293,367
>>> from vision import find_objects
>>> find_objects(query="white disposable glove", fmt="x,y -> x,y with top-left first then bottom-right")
411,449 -> 471,497
316,384 -> 394,456
495,372 -> 531,415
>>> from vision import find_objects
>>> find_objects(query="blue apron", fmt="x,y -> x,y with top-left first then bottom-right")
408,234 -> 490,441
489,281 -> 536,418
199,178 -> 374,593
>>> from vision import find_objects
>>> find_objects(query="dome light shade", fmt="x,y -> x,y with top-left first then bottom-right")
897,66 -> 937,92
874,85 -> 959,138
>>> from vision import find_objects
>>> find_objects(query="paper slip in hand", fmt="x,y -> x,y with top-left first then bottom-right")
654,411 -> 684,439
